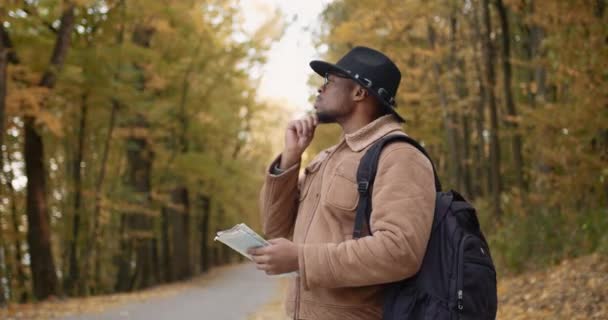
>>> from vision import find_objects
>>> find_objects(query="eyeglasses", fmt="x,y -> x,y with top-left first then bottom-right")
323,72 -> 349,88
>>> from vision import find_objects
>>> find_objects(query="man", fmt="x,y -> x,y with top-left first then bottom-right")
248,46 -> 436,319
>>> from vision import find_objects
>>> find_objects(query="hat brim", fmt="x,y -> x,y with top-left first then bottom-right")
309,60 -> 405,123
310,60 -> 350,78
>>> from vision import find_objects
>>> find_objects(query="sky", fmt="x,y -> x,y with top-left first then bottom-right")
240,0 -> 332,116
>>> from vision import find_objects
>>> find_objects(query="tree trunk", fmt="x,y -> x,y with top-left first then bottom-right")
595,4 -> 607,203
10,193 -> 28,303
596,0 -> 606,18
0,28 -> 7,153
448,10 -> 474,197
496,0 -> 526,192
129,25 -> 157,289
170,187 -> 191,280
152,238 -> 161,285
521,0 -> 553,198
480,0 -> 502,217
0,244 -> 6,306
524,0 -> 546,107
65,93 -> 88,295
82,0 -> 127,295
25,3 -> 75,300
114,116 -> 156,291
38,5 -> 76,88
82,99 -> 118,294
113,20 -> 157,291
114,214 -> 133,292
427,23 -> 461,190
161,207 -> 171,281
127,126 -> 155,289
468,0 -> 489,198
24,119 -> 60,300
0,242 -> 6,308
0,23 -> 24,302
0,25 -> 19,64
0,36 -> 9,301
460,113 -> 474,198
1,146 -> 28,302
199,195 -> 210,272
165,41 -> 197,281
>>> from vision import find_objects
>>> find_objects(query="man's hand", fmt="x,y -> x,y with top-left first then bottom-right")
248,238 -> 299,275
280,114 -> 318,169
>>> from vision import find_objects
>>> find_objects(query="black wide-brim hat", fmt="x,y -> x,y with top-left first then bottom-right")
310,46 -> 404,122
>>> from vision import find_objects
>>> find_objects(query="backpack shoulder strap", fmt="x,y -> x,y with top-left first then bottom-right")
353,134 -> 441,238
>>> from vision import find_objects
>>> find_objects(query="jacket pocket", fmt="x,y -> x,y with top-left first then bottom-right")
299,158 -> 323,201
326,159 -> 359,211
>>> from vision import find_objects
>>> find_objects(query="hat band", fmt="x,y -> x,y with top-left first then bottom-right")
344,69 -> 395,107
378,88 -> 396,107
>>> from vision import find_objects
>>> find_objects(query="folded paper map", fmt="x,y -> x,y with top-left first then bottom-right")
213,223 -> 269,260
214,223 -> 298,277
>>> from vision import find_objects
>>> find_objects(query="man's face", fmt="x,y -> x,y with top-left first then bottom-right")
314,73 -> 356,124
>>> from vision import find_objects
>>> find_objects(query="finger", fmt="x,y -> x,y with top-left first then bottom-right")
307,114 -> 316,126
301,119 -> 310,138
299,122 -> 309,141
267,238 -> 283,245
252,255 -> 270,264
252,246 -> 270,256
248,246 -> 263,255
255,263 -> 270,271
306,115 -> 317,136
302,117 -> 313,137
294,121 -> 303,138
287,120 -> 297,133
308,117 -> 317,137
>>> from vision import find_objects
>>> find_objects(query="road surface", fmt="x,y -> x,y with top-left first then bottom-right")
61,263 -> 283,320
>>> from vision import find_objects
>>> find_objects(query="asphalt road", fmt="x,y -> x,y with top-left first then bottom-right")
61,263 -> 282,320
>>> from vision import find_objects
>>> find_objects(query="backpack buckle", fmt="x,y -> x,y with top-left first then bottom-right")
357,181 -> 369,193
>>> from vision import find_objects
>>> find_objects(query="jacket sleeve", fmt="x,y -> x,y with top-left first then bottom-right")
298,145 -> 436,289
259,155 -> 301,239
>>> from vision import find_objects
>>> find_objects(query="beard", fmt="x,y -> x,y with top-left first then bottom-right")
316,112 -> 335,124
315,110 -> 338,124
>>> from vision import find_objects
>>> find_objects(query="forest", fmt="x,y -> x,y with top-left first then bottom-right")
0,0 -> 285,303
310,0 -> 607,276
0,0 -> 606,310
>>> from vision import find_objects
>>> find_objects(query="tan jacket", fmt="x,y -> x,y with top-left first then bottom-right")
260,115 -> 436,320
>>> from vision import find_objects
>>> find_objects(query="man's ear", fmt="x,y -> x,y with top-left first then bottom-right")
352,85 -> 367,102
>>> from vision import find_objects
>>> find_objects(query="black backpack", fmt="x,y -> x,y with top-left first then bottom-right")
353,134 -> 497,320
